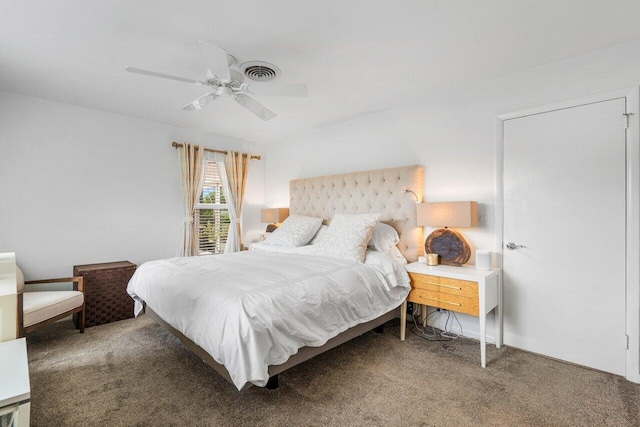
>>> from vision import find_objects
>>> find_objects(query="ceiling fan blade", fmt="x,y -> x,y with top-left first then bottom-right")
244,83 -> 308,97
198,41 -> 231,82
183,93 -> 219,111
125,66 -> 206,85
233,94 -> 277,121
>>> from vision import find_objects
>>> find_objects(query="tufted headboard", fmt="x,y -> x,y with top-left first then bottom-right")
289,165 -> 424,262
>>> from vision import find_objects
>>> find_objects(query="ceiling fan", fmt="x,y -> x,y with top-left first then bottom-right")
125,41 -> 308,121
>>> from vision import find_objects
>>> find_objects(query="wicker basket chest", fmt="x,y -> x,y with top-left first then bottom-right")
73,261 -> 137,328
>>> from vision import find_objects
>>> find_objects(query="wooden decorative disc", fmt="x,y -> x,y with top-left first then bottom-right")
425,228 -> 471,266
266,224 -> 278,233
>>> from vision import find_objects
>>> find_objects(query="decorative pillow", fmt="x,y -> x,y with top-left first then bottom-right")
263,215 -> 323,247
368,222 -> 407,264
309,224 -> 329,245
315,213 -> 381,263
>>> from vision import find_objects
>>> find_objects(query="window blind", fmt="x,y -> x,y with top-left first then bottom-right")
195,160 -> 230,255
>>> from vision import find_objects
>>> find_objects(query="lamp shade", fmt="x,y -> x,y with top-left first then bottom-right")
261,208 -> 289,224
417,201 -> 478,228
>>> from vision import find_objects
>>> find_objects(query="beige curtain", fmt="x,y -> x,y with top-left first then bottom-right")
224,151 -> 251,252
177,143 -> 204,257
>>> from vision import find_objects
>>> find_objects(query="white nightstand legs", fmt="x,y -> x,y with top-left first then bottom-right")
496,277 -> 503,348
400,300 -> 407,341
479,311 -> 487,368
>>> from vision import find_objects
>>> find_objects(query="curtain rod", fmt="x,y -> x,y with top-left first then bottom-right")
171,142 -> 261,160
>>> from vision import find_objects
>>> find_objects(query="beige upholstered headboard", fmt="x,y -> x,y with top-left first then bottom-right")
289,165 -> 424,262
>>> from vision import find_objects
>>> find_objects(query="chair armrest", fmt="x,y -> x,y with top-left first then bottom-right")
24,276 -> 84,292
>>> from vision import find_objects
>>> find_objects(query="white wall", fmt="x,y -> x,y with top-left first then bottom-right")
0,91 -> 264,281
263,39 -> 640,341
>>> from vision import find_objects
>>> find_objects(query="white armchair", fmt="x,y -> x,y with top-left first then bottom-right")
16,267 -> 85,337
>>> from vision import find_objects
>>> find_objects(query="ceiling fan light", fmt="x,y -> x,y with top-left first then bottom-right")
218,87 -> 233,96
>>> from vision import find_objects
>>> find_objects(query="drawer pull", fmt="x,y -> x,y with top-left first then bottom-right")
415,280 -> 462,290
435,284 -> 462,291
418,296 -> 462,307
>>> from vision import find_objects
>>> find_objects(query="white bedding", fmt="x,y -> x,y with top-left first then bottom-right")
127,247 -> 409,390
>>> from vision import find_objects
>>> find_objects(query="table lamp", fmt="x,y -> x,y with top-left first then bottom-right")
261,208 -> 289,232
417,201 -> 478,266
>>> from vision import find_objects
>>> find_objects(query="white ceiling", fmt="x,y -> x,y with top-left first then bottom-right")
2,1 -> 640,143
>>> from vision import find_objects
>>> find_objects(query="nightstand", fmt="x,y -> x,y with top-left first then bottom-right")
0,338 -> 30,426
400,262 -> 502,368
73,261 -> 137,328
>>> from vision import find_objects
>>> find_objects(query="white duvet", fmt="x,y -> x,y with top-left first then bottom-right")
127,247 -> 410,390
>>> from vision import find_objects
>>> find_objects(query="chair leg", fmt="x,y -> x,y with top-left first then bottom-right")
17,292 -> 25,338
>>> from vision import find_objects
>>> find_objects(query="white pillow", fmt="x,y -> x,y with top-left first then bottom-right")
368,223 -> 399,250
309,224 -> 329,245
368,222 -> 407,265
315,213 -> 381,263
263,215 -> 322,247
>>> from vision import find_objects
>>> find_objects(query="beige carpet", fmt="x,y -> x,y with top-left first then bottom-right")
26,316 -> 639,426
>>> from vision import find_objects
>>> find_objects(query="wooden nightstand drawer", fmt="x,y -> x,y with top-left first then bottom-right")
408,288 -> 479,316
408,272 -> 478,299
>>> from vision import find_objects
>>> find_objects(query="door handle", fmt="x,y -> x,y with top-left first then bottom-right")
506,242 -> 526,250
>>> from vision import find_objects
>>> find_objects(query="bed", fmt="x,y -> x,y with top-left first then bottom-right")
127,165 -> 424,390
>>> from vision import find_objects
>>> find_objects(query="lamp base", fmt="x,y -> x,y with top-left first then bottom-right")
425,228 -> 471,266
266,223 -> 278,233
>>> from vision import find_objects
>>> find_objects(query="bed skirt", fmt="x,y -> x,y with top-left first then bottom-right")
144,303 -> 401,390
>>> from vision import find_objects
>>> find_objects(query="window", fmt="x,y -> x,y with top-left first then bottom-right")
195,159 -> 230,255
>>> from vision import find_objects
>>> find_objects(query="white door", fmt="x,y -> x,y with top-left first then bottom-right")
503,98 -> 627,375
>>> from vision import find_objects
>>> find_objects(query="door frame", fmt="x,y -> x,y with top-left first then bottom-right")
495,87 -> 640,383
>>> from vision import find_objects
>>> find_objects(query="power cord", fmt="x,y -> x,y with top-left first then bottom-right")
439,310 -> 464,339
410,306 -> 453,342
408,305 -> 466,351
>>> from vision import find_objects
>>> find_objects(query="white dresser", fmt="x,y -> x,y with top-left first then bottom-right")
0,338 -> 30,426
